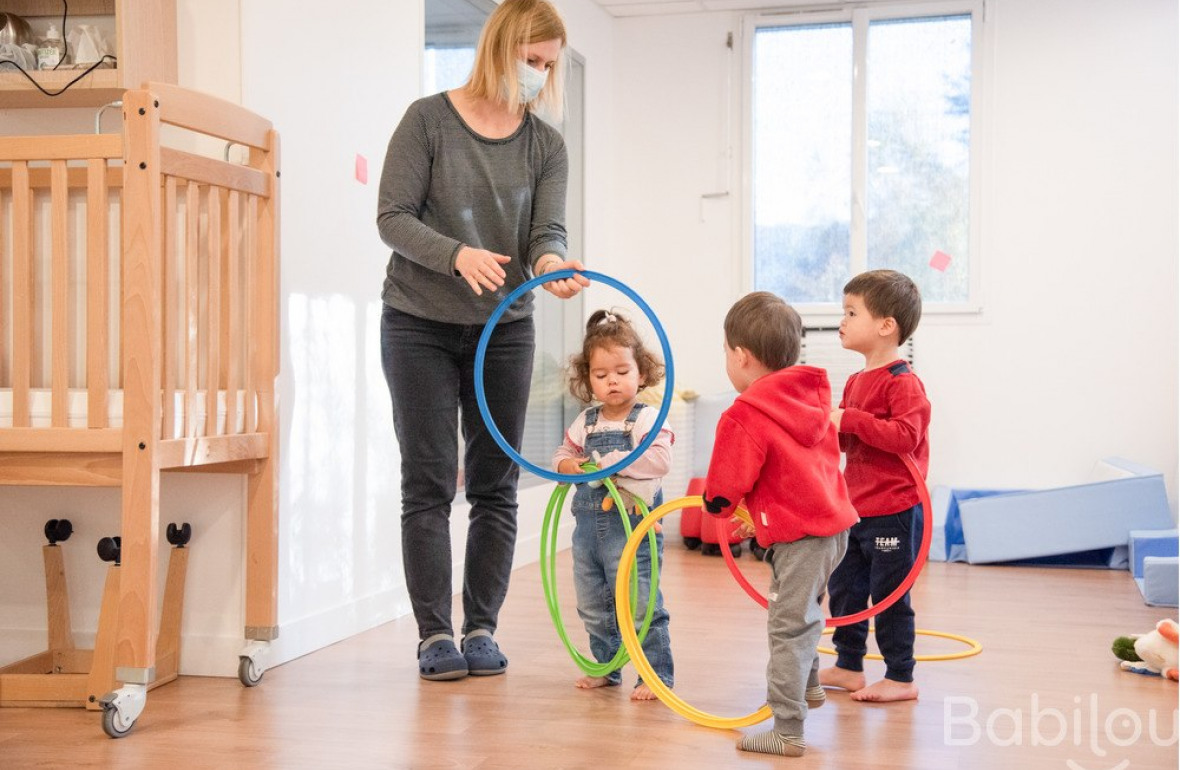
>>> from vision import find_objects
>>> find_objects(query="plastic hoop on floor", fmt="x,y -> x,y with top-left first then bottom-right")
716,453 -> 933,628
616,496 -> 773,729
818,627 -> 983,662
541,470 -> 661,676
473,269 -> 674,484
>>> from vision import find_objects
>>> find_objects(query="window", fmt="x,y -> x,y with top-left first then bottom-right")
747,3 -> 981,311
425,0 -> 585,484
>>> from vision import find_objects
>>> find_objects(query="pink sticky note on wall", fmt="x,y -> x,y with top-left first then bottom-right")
929,250 -> 952,271
355,154 -> 368,185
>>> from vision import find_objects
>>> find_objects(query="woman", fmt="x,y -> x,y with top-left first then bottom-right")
377,0 -> 588,681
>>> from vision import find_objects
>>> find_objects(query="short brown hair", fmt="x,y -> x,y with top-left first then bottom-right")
724,291 -> 803,371
568,309 -> 665,404
843,270 -> 922,344
467,0 -> 566,119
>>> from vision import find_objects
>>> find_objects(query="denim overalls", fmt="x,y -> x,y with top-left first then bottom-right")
570,403 -> 673,687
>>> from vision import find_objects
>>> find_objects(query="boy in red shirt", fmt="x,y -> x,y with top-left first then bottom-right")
702,292 -> 858,757
820,270 -> 930,703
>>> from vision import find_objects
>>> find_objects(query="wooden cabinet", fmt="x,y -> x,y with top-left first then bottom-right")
0,0 -> 176,108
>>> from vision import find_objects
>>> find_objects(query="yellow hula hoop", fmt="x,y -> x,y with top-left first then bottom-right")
616,497 -> 772,729
818,627 -> 983,662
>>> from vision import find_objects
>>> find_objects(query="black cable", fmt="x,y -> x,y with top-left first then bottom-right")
52,0 -> 68,71
0,55 -> 118,97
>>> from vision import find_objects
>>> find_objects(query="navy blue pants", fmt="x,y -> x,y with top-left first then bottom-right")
827,505 -> 922,682
381,304 -> 534,641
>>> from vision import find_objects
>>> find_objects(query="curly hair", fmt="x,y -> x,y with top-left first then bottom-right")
567,309 -> 665,404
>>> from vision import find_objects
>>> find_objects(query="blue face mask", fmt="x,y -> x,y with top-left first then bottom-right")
514,59 -> 548,104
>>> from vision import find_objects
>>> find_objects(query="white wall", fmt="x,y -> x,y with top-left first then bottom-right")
606,0 -> 1179,504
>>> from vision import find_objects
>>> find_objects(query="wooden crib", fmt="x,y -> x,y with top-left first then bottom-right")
0,83 -> 280,737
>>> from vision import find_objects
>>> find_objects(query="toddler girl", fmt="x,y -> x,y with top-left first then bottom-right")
551,309 -> 675,701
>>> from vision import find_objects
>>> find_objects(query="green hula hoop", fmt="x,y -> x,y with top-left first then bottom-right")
541,468 -> 661,677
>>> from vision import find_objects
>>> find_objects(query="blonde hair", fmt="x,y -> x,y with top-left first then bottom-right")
466,0 -> 567,119
568,309 -> 665,404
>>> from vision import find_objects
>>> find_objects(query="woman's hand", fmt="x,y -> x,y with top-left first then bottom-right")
455,246 -> 511,296
537,257 -> 591,299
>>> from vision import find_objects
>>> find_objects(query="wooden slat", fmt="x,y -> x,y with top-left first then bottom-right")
156,433 -> 269,469
51,649 -> 94,675
159,148 -> 268,197
0,183 -> 6,384
0,134 -> 122,161
143,82 -> 273,150
223,190 -> 240,436
11,161 -> 32,427
246,130 -> 280,633
50,160 -> 69,428
0,166 -> 124,190
117,89 -> 162,676
0,651 -> 54,675
153,547 -> 188,683
84,565 -> 121,710
161,176 -> 178,439
205,186 -> 222,438
243,195 -> 258,432
87,160 -> 111,428
43,545 -> 74,653
0,673 -> 87,706
0,451 -> 122,486
184,183 -> 200,438
0,429 -> 122,452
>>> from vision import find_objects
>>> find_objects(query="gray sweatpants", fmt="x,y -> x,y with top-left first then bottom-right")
764,531 -> 850,737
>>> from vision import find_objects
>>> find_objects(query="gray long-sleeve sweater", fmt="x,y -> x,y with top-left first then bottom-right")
377,92 -> 568,325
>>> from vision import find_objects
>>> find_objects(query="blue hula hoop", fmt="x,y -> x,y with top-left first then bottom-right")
474,269 -> 675,484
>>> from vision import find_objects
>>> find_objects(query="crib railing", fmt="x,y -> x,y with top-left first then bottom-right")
0,135 -> 123,432
0,83 -> 279,455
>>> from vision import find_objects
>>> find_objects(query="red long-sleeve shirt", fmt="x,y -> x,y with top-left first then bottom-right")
839,360 -> 931,517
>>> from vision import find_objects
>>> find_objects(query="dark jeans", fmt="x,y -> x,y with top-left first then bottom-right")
828,505 -> 923,682
380,304 -> 535,641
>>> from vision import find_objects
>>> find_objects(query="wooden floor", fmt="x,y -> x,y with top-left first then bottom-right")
1,544 -> 1177,769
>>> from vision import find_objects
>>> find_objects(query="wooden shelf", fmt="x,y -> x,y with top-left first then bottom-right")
0,0 -> 174,109
0,67 -> 122,109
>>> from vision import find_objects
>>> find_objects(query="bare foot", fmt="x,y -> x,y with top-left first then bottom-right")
630,683 -> 659,701
851,679 -> 919,702
575,675 -> 615,690
819,666 -> 865,692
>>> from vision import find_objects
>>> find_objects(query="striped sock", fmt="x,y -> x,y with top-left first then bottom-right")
805,685 -> 826,708
737,731 -> 806,757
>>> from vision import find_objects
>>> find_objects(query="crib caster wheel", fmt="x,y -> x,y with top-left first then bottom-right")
44,518 -> 73,545
683,536 -> 702,551
238,657 -> 264,687
97,536 -> 122,565
237,640 -> 269,687
166,522 -> 192,547
98,684 -> 146,738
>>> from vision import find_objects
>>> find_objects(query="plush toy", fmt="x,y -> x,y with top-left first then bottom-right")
1112,619 -> 1178,680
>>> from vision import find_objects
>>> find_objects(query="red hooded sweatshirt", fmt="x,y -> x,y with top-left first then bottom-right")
702,366 -> 859,548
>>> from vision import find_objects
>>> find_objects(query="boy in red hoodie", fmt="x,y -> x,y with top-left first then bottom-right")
702,292 -> 859,758
819,269 -> 930,704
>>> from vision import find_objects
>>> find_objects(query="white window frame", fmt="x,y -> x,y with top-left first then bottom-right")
739,0 -> 987,322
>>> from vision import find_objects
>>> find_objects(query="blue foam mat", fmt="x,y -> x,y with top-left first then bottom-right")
955,474 -> 1173,564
